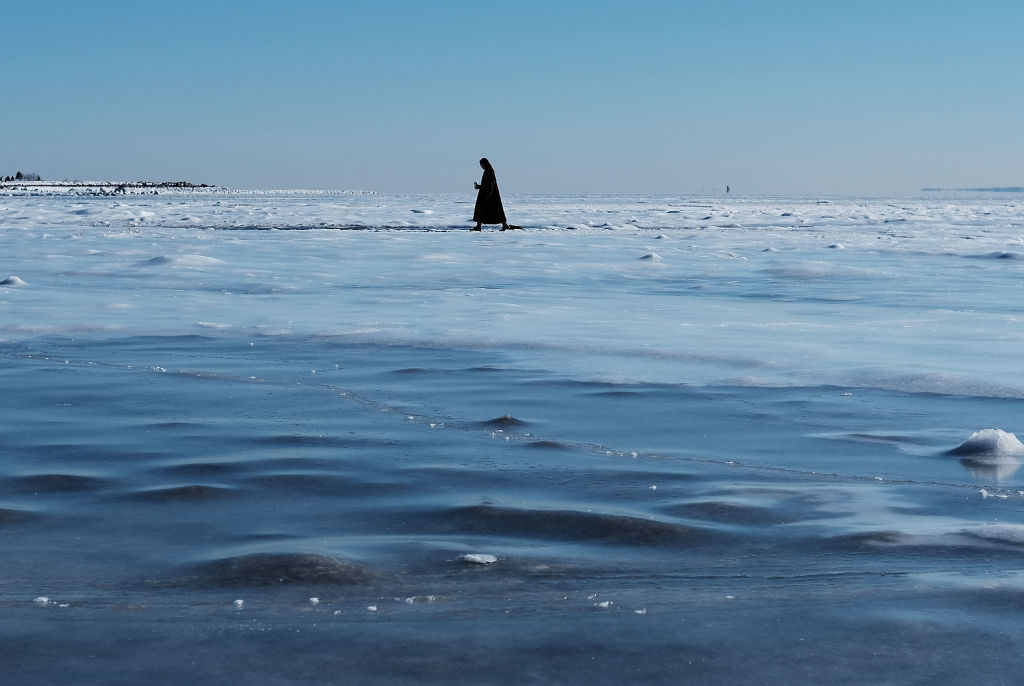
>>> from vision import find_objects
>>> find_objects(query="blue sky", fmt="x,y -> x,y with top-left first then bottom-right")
3,1 -> 1022,193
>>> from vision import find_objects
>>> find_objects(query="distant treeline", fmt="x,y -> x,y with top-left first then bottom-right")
3,171 -> 42,182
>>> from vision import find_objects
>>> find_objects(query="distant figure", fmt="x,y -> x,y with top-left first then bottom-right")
473,158 -> 510,231
726,185 -> 730,194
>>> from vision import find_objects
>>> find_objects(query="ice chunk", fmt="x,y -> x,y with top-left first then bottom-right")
949,429 -> 1024,457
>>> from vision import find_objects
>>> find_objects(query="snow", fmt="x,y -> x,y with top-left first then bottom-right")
3,189 -> 1024,399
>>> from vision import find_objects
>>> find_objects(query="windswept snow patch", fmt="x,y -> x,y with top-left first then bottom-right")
136,255 -> 226,268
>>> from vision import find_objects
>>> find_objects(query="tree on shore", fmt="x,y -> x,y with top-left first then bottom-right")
4,171 -> 42,182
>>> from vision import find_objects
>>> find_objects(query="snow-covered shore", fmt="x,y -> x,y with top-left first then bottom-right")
0,180 -> 223,197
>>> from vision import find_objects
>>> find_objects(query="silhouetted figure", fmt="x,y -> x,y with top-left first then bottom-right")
726,185 -> 730,193
473,158 -> 509,231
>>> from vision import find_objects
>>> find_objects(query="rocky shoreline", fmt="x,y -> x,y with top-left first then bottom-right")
0,180 -> 219,196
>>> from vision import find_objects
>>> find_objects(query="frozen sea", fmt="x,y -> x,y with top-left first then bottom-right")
4,187 -> 1024,683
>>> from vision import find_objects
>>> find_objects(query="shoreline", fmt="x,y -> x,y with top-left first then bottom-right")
0,180 -> 213,188
0,182 -> 386,198
0,180 -> 218,197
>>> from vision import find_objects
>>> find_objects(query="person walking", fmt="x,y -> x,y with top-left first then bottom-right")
472,158 -> 510,231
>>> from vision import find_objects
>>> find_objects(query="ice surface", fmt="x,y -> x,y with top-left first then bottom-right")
5,189 -> 1024,684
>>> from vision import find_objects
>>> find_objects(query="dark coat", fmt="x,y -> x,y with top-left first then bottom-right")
473,167 -> 506,224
